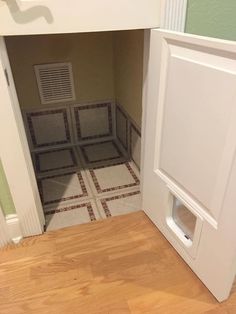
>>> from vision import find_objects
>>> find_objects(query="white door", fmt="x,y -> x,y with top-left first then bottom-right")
142,29 -> 236,302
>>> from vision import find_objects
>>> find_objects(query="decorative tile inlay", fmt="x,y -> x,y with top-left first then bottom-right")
98,190 -> 141,218
45,200 -> 100,231
130,123 -> 141,170
38,171 -> 88,206
73,103 -> 113,141
89,162 -> 140,195
35,148 -> 78,174
45,201 -> 96,219
116,105 -> 128,150
80,140 -> 123,164
26,108 -> 71,149
22,100 -> 143,230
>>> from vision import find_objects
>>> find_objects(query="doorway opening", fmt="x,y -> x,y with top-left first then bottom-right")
5,30 -> 143,231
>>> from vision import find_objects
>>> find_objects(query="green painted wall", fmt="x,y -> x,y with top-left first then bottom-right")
0,160 -> 16,216
185,0 -> 236,41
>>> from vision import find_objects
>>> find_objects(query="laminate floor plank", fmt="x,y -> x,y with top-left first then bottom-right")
0,211 -> 235,314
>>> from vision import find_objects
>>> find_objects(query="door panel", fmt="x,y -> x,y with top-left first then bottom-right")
142,29 -> 236,302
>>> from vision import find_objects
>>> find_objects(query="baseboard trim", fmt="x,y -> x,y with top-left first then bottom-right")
6,214 -> 23,244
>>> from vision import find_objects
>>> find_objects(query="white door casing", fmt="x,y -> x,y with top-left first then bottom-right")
0,0 -> 185,242
0,37 -> 45,237
142,29 -> 236,302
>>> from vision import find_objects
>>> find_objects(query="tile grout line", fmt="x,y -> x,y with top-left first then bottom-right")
75,147 -> 105,220
37,140 -> 140,229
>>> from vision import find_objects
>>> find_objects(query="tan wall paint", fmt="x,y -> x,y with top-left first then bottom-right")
114,30 -> 144,128
6,31 -> 143,126
5,32 -> 115,109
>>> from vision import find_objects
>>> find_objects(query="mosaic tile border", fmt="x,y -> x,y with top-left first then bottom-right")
80,140 -> 123,164
130,122 -> 141,170
89,162 -> 140,194
38,171 -> 88,206
74,103 -> 113,141
116,105 -> 128,150
45,202 -> 97,222
26,108 -> 71,149
35,148 -> 78,174
100,190 -> 141,218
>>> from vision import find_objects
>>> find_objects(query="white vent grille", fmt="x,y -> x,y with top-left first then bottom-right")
34,62 -> 76,105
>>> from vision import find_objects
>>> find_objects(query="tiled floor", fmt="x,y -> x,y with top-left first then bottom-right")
34,140 -> 141,231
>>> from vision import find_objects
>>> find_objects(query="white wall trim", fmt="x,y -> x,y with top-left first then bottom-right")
0,205 -> 11,247
0,36 -> 45,237
160,0 -> 188,32
0,207 -> 23,247
6,214 -> 23,244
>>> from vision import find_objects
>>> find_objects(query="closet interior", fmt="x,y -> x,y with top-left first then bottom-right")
5,30 -> 143,231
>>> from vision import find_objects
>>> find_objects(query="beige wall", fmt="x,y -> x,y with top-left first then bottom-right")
6,30 -> 143,126
6,32 -> 115,109
114,30 -> 144,128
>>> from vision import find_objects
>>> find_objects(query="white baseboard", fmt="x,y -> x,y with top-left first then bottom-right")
6,214 -> 23,244
0,206 -> 11,247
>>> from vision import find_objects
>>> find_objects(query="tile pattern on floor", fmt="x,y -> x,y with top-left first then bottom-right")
79,140 -> 126,168
25,107 -> 72,149
97,190 -> 141,218
36,140 -> 141,231
88,162 -> 140,196
45,200 -> 100,231
38,170 -> 90,207
34,147 -> 79,175
72,103 -> 113,142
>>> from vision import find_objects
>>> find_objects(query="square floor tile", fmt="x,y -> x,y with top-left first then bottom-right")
38,171 -> 90,206
97,190 -> 141,218
72,103 -> 113,141
34,148 -> 79,175
25,108 -> 72,149
80,140 -> 125,167
88,162 -> 140,196
45,200 -> 100,231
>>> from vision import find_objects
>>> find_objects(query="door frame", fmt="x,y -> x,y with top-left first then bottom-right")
0,36 -> 45,238
0,1 -> 188,238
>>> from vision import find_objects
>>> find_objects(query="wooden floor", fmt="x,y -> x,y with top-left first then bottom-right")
0,211 -> 236,314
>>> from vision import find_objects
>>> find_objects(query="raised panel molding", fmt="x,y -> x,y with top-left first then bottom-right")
161,0 -> 188,32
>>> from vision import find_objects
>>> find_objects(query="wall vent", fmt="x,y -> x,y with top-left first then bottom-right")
34,62 -> 76,105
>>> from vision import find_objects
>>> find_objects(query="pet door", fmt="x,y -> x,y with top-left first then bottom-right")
166,192 -> 203,258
